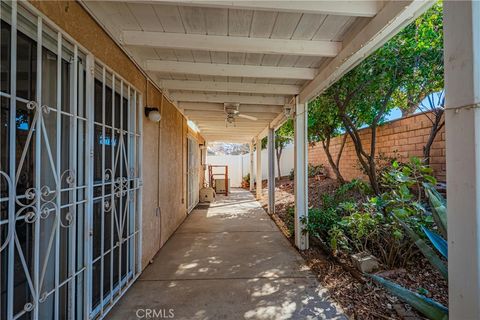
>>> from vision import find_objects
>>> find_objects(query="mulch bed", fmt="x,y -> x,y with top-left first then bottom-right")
257,177 -> 448,320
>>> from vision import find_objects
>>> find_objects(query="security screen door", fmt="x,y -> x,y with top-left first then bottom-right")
90,63 -> 142,318
187,137 -> 199,213
0,2 -> 143,320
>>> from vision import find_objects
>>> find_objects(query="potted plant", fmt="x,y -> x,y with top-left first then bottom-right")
241,174 -> 250,189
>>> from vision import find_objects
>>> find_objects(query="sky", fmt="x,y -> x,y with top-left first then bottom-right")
385,90 -> 444,122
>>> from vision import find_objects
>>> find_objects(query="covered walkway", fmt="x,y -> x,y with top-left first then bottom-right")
106,189 -> 345,319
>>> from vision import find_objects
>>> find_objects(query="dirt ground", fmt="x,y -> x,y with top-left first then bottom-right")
256,177 -> 448,320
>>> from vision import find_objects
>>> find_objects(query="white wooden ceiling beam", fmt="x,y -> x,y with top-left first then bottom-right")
146,60 -> 316,80
192,118 -> 273,124
195,119 -> 271,127
205,135 -> 253,138
197,126 -> 269,131
180,102 -> 283,113
122,31 -> 341,57
170,92 -> 285,105
202,131 -> 257,135
185,110 -> 277,120
160,80 -> 300,95
256,112 -> 288,140
201,134 -> 262,140
200,127 -> 264,132
300,0 -> 435,103
121,1 -> 381,17
186,113 -> 277,119
204,136 -> 254,143
197,121 -> 265,132
188,119 -> 269,125
190,120 -> 272,126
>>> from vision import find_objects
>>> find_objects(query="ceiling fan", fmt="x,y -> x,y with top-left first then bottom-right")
224,103 -> 258,127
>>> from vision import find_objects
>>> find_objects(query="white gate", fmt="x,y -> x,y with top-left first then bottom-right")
187,137 -> 199,213
0,2 -> 143,319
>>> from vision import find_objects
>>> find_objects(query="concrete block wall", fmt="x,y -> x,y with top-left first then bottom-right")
309,112 -> 446,182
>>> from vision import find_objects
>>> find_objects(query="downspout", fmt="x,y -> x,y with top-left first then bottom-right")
183,118 -> 186,210
158,90 -> 164,248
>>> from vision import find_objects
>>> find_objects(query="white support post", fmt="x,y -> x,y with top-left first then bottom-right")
249,142 -> 255,192
444,1 -> 480,318
267,127 -> 275,214
294,96 -> 309,250
256,137 -> 262,200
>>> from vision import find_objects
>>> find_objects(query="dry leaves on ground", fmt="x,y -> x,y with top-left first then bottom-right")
257,177 -> 447,320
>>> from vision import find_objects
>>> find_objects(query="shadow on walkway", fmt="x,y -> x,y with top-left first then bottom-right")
107,188 -> 346,320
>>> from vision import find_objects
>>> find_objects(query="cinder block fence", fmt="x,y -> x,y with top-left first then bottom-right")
308,112 -> 446,182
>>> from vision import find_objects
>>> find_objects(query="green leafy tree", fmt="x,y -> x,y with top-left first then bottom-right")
392,2 -> 444,117
331,48 -> 402,194
308,94 -> 347,183
261,120 -> 293,180
275,120 -> 293,180
391,2 -> 444,165
330,3 -> 443,194
418,90 -> 445,165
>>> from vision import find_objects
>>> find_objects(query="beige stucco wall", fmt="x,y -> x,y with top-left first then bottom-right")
30,0 -> 204,269
143,82 -> 163,266
158,98 -> 187,246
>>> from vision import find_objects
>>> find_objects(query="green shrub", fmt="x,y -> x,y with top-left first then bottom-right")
289,168 -> 294,180
370,184 -> 449,320
308,163 -> 326,178
286,206 -> 295,236
343,158 -> 436,266
303,178 -> 371,254
335,179 -> 371,199
305,207 -> 340,239
289,164 -> 327,179
303,157 -> 440,268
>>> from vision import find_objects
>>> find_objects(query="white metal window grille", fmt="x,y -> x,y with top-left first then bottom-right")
0,2 -> 143,319
187,137 -> 199,213
90,62 -> 142,318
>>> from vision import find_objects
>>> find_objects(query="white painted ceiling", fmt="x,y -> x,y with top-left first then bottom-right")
81,1 -> 431,143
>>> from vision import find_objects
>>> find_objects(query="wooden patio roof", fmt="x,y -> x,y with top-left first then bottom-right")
81,0 -> 433,143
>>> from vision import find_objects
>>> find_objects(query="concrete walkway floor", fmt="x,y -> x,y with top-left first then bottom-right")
107,188 -> 346,320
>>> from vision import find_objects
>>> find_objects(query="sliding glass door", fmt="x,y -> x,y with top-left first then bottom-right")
0,2 -> 143,319
0,3 -> 88,319
90,64 -> 142,318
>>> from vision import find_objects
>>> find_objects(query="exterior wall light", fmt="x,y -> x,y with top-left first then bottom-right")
145,107 -> 161,122
283,105 -> 293,119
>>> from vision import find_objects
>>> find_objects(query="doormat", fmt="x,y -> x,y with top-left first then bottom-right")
195,203 -> 210,210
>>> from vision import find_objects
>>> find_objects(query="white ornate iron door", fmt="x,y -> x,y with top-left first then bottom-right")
89,64 -> 142,318
0,2 -> 143,319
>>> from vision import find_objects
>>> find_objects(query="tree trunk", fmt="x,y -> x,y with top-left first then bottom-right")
368,124 -> 380,195
367,152 -> 380,194
335,134 -> 348,175
322,135 -> 346,184
423,110 -> 445,165
401,94 -> 425,117
275,146 -> 283,182
341,116 -> 381,194
333,81 -> 395,195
